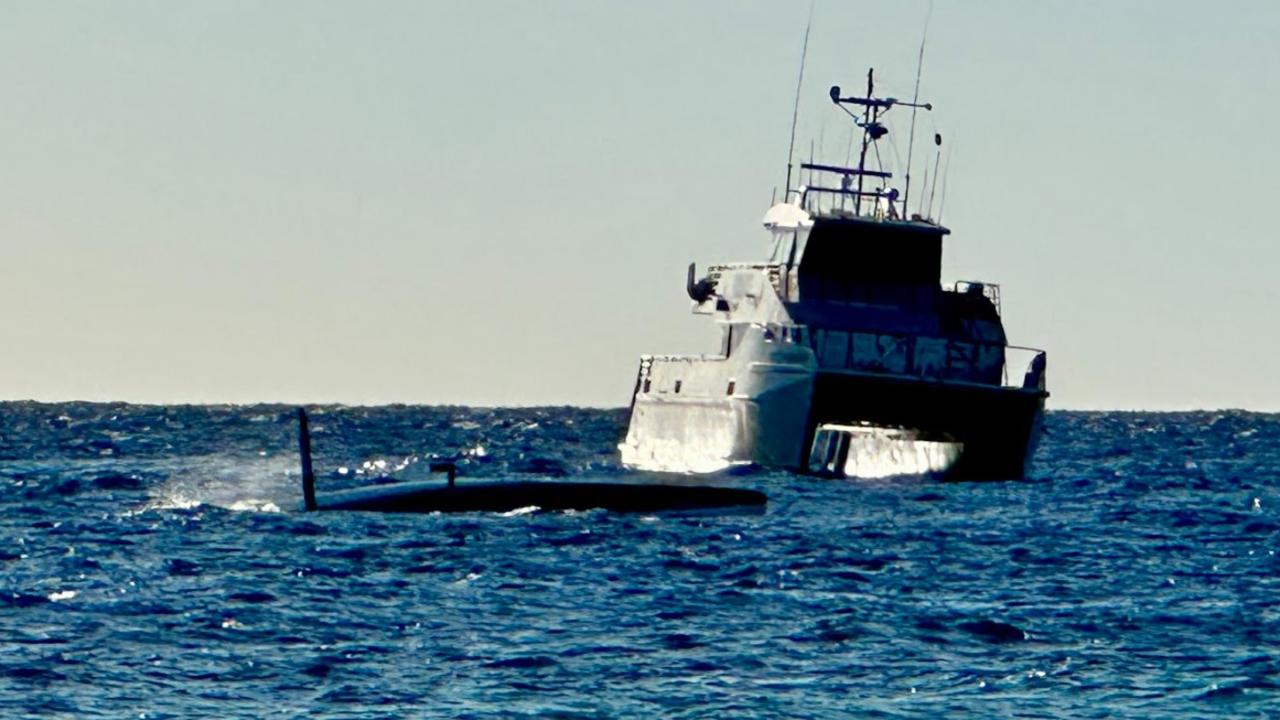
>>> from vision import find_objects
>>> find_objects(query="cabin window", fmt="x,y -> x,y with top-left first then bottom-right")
768,230 -> 796,264
674,380 -> 683,394
726,380 -> 735,396
819,330 -> 851,368
642,379 -> 651,393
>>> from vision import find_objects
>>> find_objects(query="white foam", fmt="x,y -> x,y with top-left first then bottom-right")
142,454 -> 299,513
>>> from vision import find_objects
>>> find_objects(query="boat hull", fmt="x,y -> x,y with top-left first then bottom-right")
620,355 -> 814,473
622,364 -> 1044,480
807,370 -> 1045,479
312,480 -> 767,514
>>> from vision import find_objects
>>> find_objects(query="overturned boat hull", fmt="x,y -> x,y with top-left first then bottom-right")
296,408 -> 766,514
312,480 -> 766,514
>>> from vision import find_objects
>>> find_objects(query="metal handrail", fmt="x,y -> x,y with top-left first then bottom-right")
635,331 -> 1046,392
948,281 -> 1002,316
806,326 -> 1045,390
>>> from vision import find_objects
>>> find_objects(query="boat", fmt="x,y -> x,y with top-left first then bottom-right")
619,69 -> 1048,479
294,409 -> 766,514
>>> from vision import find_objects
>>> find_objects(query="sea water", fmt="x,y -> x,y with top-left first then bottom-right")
0,403 -> 1276,717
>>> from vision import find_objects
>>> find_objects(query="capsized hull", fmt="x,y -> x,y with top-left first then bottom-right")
296,407 -> 766,514
312,480 -> 767,514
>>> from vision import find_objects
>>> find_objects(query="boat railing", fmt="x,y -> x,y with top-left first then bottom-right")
632,336 -> 1046,394
797,185 -> 904,220
641,353 -> 730,363
632,354 -> 729,397
806,325 -> 1046,390
706,263 -> 786,298
946,281 -> 1002,315
1003,345 -> 1047,390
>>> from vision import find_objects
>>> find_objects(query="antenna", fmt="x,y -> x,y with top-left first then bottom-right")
938,138 -> 954,223
855,68 -> 875,215
817,116 -> 826,174
902,0 -> 932,219
783,0 -> 817,201
927,132 -> 942,219
808,139 -> 815,188
918,163 -> 929,219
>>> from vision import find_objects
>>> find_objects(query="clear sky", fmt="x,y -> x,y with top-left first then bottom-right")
2,1 -> 1278,409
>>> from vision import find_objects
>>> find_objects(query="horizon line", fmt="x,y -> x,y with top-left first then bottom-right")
0,396 -> 1276,414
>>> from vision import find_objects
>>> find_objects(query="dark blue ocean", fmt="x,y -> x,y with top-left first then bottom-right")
0,403 -> 1276,718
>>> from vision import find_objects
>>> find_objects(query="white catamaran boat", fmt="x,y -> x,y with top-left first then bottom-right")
620,70 -> 1048,479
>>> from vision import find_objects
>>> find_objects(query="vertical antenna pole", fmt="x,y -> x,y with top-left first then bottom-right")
855,68 -> 874,216
903,1 -> 932,219
938,138 -> 955,223
298,408 -> 317,511
843,124 -> 857,213
808,139 -> 815,188
919,163 -> 930,219
927,132 -> 942,220
783,0 -> 817,202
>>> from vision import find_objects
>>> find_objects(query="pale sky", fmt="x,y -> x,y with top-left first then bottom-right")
2,1 -> 1278,409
